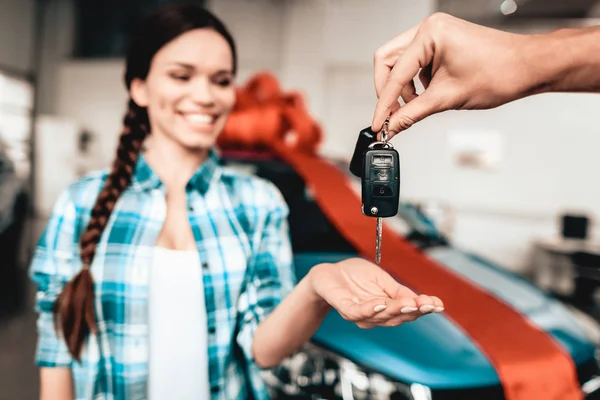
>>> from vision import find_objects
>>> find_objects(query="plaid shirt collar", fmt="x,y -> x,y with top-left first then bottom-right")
131,148 -> 222,194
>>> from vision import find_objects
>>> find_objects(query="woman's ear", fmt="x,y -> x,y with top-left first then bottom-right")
130,78 -> 148,107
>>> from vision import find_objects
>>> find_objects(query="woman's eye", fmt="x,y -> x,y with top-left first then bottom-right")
170,73 -> 190,81
215,78 -> 232,87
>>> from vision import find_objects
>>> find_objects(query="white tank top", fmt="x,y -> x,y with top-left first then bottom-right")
148,247 -> 210,400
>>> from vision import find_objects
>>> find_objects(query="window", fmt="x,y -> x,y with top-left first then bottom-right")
72,0 -> 206,58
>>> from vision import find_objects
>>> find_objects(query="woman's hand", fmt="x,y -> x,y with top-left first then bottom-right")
253,257 -> 443,368
309,257 -> 444,329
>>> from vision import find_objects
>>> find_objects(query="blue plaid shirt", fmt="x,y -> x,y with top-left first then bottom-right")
29,149 -> 296,400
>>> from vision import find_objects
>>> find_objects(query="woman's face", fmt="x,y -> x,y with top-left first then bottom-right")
131,28 -> 236,151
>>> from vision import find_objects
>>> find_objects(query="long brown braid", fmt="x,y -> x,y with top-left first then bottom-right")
52,100 -> 149,359
49,4 -> 237,361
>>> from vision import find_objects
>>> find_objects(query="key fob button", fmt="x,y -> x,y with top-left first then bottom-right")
371,167 -> 392,182
373,185 -> 392,197
373,155 -> 393,166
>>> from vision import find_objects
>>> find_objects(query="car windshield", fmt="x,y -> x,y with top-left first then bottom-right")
220,151 -> 448,253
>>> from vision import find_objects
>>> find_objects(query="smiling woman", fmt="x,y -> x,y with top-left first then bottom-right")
28,4 -> 443,400
130,28 -> 236,153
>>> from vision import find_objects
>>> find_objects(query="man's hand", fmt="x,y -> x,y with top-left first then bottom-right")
372,13 -> 548,136
309,258 -> 443,329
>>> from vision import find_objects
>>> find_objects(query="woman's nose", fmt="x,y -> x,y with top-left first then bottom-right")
189,78 -> 216,106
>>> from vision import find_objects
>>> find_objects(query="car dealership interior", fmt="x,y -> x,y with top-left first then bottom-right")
2,0 -> 600,399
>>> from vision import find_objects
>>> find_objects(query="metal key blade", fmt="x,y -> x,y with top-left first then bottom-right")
376,217 -> 383,263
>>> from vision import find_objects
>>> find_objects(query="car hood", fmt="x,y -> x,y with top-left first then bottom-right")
294,249 -> 597,389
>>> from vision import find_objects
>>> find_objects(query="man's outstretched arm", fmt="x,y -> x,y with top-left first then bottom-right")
371,13 -> 600,135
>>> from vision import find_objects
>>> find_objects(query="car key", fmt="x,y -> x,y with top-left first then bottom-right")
360,118 -> 400,263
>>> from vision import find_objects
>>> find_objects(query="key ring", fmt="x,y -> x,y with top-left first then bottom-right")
368,116 -> 394,150
381,116 -> 390,144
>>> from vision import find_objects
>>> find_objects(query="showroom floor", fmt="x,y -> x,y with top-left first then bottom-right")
2,217 -> 600,400
0,289 -> 39,400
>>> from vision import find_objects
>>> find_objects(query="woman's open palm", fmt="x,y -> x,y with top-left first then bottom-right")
311,257 -> 444,329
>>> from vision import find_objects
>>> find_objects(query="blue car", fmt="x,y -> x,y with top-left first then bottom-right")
220,150 -> 600,400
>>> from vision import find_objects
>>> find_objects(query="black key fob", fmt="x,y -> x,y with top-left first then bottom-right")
349,126 -> 377,178
361,142 -> 400,218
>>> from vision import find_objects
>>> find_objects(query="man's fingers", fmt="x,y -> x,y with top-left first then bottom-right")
376,102 -> 401,140
374,52 -> 394,99
387,88 -> 443,135
400,79 -> 418,104
419,64 -> 432,89
372,36 -> 431,132
373,23 -> 423,97
372,63 -> 418,131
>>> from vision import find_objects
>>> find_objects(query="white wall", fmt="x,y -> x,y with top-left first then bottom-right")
34,115 -> 80,216
40,0 -> 600,272
208,0 -> 284,78
395,94 -> 600,215
55,60 -> 127,171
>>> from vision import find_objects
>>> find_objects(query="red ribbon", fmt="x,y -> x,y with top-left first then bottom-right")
218,72 -> 583,400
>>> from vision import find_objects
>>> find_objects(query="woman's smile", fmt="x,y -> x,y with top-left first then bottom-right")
177,111 -> 219,133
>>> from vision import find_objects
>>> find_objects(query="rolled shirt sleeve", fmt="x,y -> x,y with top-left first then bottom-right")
236,181 -> 297,395
29,187 -> 80,367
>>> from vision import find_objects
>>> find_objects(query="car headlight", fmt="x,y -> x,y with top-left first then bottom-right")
261,341 -> 432,400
